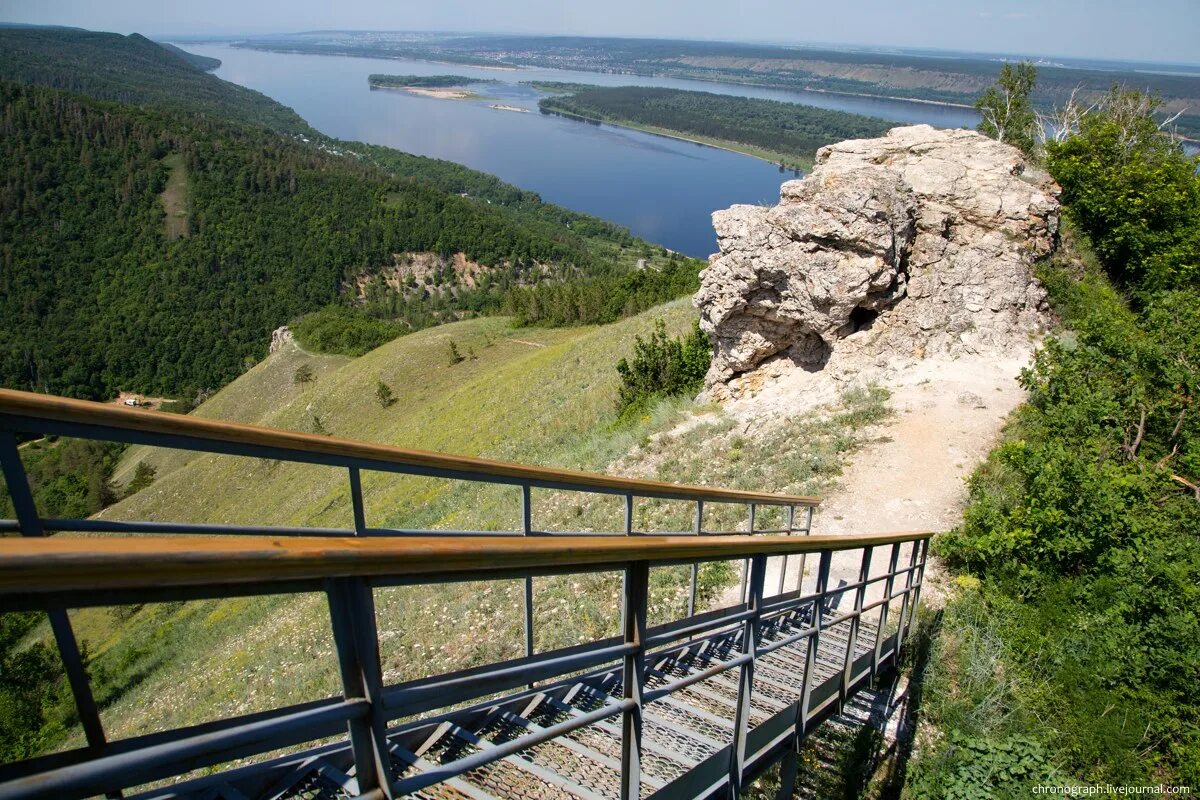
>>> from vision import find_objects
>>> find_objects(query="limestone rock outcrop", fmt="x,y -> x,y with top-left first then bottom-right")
696,125 -> 1060,392
269,325 -> 294,354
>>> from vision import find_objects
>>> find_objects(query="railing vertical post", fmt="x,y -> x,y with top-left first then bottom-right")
840,546 -> 873,712
774,748 -> 799,800
620,560 -> 649,800
795,505 -> 814,594
624,493 -> 634,535
797,549 -> 832,740
521,482 -> 534,662
739,503 -> 756,603
0,431 -> 110,760
326,578 -> 394,798
872,543 -> 902,676
893,540 -> 921,664
904,538 -> 929,641
688,499 -> 703,618
777,504 -> 795,597
730,553 -> 766,795
348,467 -> 367,535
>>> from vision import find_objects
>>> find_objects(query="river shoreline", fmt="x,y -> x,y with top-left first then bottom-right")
540,108 -> 811,170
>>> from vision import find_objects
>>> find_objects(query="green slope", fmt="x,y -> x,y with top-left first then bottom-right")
49,301 -> 888,750
86,305 -> 698,742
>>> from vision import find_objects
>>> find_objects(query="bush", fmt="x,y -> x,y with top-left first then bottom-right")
928,255 -> 1200,786
614,320 -> 711,421
1045,88 -> 1200,295
291,306 -> 404,357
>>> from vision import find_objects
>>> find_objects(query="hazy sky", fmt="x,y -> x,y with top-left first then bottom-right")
3,0 -> 1198,64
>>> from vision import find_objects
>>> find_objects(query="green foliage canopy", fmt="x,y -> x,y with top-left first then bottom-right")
975,61 -> 1039,155
615,320 -> 712,421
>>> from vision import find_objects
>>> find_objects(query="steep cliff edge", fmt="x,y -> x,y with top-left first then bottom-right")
696,124 -> 1060,397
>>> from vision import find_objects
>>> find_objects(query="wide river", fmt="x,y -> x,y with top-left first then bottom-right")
186,43 -> 981,257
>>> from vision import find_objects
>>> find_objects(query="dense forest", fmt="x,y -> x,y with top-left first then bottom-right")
0,28 -> 309,134
0,78 -> 626,397
504,255 -> 702,326
539,86 -> 891,167
156,41 -> 221,72
910,74 -> 1200,793
368,74 -> 496,88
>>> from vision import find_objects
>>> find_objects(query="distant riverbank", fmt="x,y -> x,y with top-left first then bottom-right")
541,107 -> 812,170
536,87 -> 892,172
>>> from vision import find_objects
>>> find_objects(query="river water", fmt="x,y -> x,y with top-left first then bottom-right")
186,43 -> 981,257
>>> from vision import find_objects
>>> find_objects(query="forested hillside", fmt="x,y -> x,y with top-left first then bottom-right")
539,86 -> 891,168
0,27 -> 700,400
0,79 -> 645,398
0,28 -> 308,134
156,41 -> 221,72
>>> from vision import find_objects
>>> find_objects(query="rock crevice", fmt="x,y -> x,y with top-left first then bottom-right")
696,125 -> 1060,395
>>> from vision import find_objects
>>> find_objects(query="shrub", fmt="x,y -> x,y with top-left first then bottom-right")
375,380 -> 396,408
614,320 -> 711,421
1045,88 -> 1200,295
292,306 -> 404,357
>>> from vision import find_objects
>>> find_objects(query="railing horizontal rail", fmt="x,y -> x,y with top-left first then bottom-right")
0,389 -> 818,506
0,531 -> 932,602
0,698 -> 368,800
0,387 -> 935,800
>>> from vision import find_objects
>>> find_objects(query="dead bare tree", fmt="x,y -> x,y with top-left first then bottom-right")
1036,86 -> 1097,145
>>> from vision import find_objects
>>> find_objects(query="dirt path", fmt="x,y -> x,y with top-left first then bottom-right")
722,351 -> 1032,608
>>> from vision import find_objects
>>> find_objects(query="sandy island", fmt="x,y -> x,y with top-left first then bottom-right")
404,87 -> 477,100
489,104 -> 529,113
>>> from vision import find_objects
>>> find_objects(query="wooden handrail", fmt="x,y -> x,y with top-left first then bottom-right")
0,389 -> 819,506
0,532 -> 931,596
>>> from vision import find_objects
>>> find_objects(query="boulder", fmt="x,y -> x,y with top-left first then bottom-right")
696,125 -> 1060,389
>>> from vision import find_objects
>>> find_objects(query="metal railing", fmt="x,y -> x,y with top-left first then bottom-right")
0,389 -> 931,799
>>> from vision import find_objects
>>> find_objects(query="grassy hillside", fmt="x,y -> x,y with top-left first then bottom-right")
12,301 -> 890,759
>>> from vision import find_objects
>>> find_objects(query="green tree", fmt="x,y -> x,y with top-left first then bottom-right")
293,365 -> 315,386
615,320 -> 712,420
124,462 -> 156,496
447,340 -> 464,365
1045,88 -> 1200,294
375,380 -> 396,408
975,62 -> 1039,154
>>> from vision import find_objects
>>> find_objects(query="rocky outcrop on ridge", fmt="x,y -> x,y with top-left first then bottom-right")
269,325 -> 294,353
696,125 -> 1060,395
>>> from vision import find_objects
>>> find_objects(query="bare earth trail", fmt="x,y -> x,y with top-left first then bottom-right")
721,350 -> 1032,608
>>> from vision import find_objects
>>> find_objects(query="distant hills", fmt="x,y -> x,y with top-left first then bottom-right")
157,41 -> 221,72
240,32 -> 1200,139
